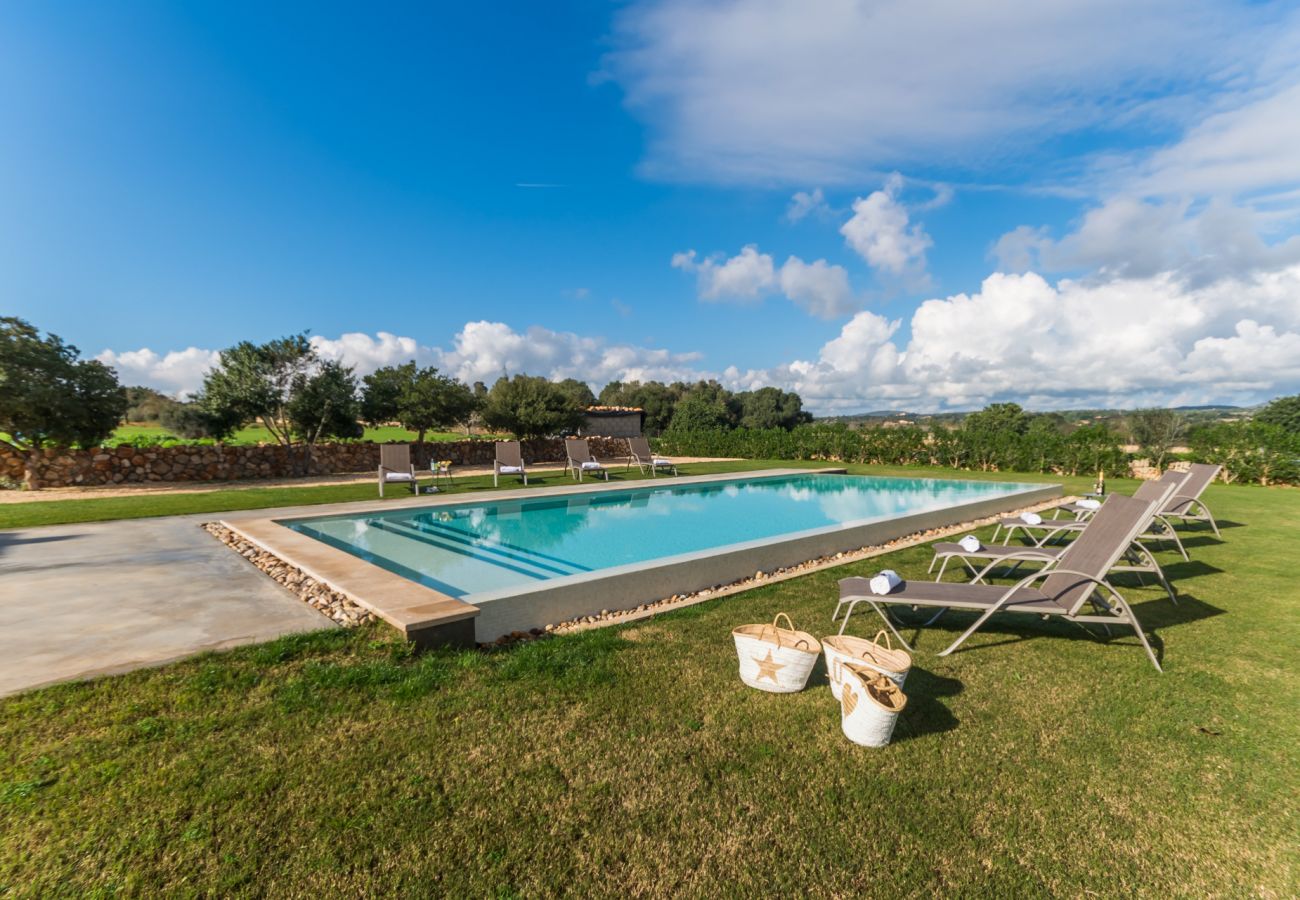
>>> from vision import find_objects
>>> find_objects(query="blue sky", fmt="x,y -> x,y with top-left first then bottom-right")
3,1 -> 1300,412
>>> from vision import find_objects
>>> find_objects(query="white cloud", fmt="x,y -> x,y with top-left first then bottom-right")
606,0 -> 1263,184
778,256 -> 856,318
674,244 -> 860,317
840,174 -> 932,276
309,331 -> 428,372
98,324 -> 709,399
671,244 -> 776,300
754,264 -> 1300,412
994,196 -> 1300,282
96,347 -> 221,399
97,262 -> 1300,414
785,188 -> 831,223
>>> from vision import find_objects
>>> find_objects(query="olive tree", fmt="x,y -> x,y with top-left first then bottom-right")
480,375 -> 585,439
360,363 -> 478,443
0,317 -> 127,488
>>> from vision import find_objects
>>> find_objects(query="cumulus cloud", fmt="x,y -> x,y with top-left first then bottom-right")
96,347 -> 222,399
671,245 -> 775,300
994,196 -> 1300,282
753,264 -> 1300,412
98,324 -> 709,399
840,174 -> 933,277
777,256 -> 856,318
674,244 -> 860,317
606,0 -> 1262,184
97,262 -> 1300,414
785,188 -> 832,223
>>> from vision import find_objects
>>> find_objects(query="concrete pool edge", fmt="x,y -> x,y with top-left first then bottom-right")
219,469 -> 1060,646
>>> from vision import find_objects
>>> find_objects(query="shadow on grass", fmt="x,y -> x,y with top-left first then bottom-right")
894,667 -> 961,742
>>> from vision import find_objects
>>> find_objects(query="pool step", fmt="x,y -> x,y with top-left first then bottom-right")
372,519 -> 585,582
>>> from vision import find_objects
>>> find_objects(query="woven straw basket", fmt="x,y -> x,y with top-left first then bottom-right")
823,631 -> 912,700
840,663 -> 908,747
732,613 -> 822,693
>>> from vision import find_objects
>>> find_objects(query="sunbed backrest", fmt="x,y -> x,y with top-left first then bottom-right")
1164,463 -> 1220,514
1041,495 -> 1154,614
496,441 -> 523,467
380,444 -> 410,470
566,438 -> 591,462
1133,470 -> 1183,503
628,436 -> 651,459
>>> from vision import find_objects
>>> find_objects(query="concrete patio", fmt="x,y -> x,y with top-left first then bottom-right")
0,516 -> 333,697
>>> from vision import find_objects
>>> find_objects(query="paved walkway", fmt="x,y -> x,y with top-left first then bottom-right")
0,517 -> 332,697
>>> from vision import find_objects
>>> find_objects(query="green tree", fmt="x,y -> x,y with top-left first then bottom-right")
1255,394 -> 1300,434
198,334 -> 318,446
0,317 -> 128,488
738,386 -> 813,430
480,375 -> 585,439
554,378 -> 596,409
963,402 -> 1029,436
1127,408 -> 1185,469
361,363 -> 479,443
160,401 -> 241,441
286,360 -> 363,445
667,394 -> 734,432
599,380 -> 679,435
124,386 -> 179,423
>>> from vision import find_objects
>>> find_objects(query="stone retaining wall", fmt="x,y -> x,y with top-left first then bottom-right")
1,436 -> 633,489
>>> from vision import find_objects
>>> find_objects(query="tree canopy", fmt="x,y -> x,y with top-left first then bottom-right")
0,316 -> 127,453
1255,394 -> 1300,434
360,363 -> 479,442
480,374 -> 585,439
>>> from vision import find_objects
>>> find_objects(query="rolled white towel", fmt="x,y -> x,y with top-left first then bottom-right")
959,534 -> 982,552
581,461 -> 604,470
498,465 -> 523,474
1076,498 -> 1102,510
869,569 -> 903,595
1020,511 -> 1043,525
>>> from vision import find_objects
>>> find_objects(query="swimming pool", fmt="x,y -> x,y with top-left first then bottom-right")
271,471 -> 1058,641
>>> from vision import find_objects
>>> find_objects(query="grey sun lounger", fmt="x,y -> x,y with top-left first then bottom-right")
927,475 -> 1180,605
493,441 -> 528,487
627,437 -> 677,477
992,471 -> 1190,560
565,438 -> 609,482
1158,462 -> 1222,536
378,443 -> 417,497
836,494 -> 1166,671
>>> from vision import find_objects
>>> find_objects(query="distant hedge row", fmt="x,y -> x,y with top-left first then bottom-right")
655,421 -> 1300,485
655,423 -> 1130,478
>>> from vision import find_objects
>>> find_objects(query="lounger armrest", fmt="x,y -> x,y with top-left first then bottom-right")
1004,566 -> 1120,601
969,552 -> 1058,584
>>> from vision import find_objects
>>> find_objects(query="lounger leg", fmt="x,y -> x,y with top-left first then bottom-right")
935,597 -> 1014,657
1200,503 -> 1220,537
1112,596 -> 1163,673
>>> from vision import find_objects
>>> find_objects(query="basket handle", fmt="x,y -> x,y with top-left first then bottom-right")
871,630 -> 893,652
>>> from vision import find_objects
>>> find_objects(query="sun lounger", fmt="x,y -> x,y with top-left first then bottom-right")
493,441 -> 528,487
1159,462 -> 1222,536
565,438 -> 608,482
378,444 -> 417,497
926,474 -> 1180,605
992,471 -> 1190,560
836,494 -> 1166,671
627,436 -> 677,477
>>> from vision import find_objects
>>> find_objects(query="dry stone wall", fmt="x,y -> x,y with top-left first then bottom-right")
1,436 -> 632,489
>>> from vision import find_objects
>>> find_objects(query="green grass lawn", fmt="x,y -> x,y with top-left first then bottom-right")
110,422 -> 499,445
0,466 -> 1296,894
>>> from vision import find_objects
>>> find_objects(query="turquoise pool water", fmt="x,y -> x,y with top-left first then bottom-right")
284,473 -> 1036,598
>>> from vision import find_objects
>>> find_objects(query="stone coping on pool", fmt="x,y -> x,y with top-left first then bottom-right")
218,468 -> 1061,647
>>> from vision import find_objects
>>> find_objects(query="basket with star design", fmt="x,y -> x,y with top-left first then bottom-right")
732,613 -> 822,693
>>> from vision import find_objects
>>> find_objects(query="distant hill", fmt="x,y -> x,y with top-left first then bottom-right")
817,405 -> 1253,428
